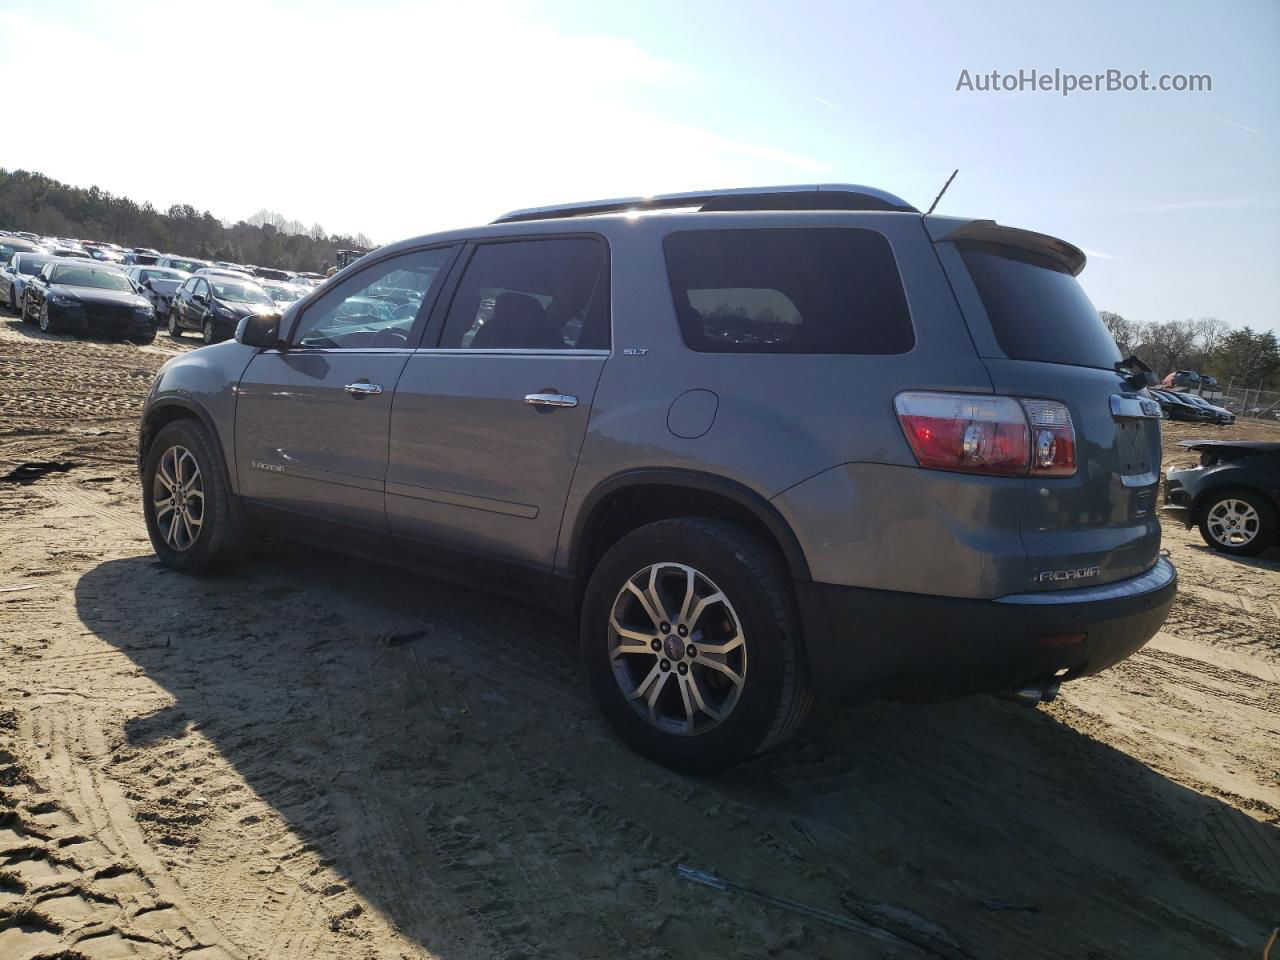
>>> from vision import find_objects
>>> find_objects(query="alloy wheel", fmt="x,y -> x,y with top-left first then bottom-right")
1206,499 -> 1260,547
153,445 -> 204,551
203,321 -> 213,344
608,562 -> 747,735
38,306 -> 50,332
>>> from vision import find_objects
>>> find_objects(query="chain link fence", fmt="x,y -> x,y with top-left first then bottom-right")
1182,382 -> 1280,422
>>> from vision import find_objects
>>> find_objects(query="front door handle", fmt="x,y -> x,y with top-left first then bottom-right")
344,381 -> 384,397
524,392 -> 577,409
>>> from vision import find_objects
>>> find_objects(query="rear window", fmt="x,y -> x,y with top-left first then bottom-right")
958,241 -> 1120,370
663,228 -> 913,354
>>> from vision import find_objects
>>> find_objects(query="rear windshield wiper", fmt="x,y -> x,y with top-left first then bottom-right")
1115,355 -> 1156,390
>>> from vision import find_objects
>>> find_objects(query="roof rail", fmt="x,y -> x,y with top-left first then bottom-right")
492,183 -> 918,224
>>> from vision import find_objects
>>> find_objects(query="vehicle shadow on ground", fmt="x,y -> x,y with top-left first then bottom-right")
74,548 -> 1277,959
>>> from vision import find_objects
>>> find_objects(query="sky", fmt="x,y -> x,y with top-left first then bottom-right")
1,0 -> 1276,332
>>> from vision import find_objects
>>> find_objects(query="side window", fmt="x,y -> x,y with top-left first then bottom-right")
291,246 -> 453,350
663,228 -> 914,354
194,279 -> 209,299
438,237 -> 608,350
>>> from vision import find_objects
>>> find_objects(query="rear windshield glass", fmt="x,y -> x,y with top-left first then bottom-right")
958,241 -> 1120,370
664,228 -> 913,354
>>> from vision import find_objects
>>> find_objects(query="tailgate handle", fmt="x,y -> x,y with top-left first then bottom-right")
1111,394 -> 1162,419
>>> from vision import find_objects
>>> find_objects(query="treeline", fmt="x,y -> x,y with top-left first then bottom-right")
0,169 -> 372,272
1102,313 -> 1280,391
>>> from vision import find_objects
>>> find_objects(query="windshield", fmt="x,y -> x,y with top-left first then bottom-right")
51,266 -> 135,291
139,269 -> 184,282
958,241 -> 1121,370
168,259 -> 206,272
266,286 -> 302,303
212,281 -> 274,305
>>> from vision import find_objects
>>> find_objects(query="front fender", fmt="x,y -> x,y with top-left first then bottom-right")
141,341 -> 258,492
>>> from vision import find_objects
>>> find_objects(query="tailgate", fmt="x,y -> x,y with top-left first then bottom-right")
930,217 -> 1164,591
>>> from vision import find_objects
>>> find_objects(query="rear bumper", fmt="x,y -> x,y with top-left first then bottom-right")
795,557 -> 1176,703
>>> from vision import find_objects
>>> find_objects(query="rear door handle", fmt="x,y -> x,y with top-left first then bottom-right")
344,381 -> 383,397
524,393 -> 577,409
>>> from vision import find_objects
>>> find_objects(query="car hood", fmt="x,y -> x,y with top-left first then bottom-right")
1178,440 -> 1280,455
213,299 -> 277,316
49,284 -> 149,308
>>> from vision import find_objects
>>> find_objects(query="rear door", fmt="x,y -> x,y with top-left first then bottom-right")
931,220 -> 1163,590
386,235 -> 610,576
233,246 -> 457,531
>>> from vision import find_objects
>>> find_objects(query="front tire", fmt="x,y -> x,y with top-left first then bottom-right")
37,303 -> 60,334
581,518 -> 811,772
1198,489 -> 1276,556
168,312 -> 182,338
142,419 -> 242,573
202,320 -> 214,345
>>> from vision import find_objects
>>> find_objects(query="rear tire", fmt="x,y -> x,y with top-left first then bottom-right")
581,518 -> 811,772
142,419 -> 242,573
1198,489 -> 1276,557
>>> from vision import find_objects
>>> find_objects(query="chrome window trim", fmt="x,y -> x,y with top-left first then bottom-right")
414,348 -> 611,357
259,347 -> 611,357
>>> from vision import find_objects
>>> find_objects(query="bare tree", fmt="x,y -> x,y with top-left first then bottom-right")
1099,311 -> 1137,355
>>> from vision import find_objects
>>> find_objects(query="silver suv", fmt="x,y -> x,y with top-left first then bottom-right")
138,184 -> 1176,771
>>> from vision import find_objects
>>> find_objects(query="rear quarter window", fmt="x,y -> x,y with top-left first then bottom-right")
663,228 -> 913,354
958,241 -> 1121,370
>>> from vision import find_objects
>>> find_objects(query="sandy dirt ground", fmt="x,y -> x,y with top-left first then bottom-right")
0,314 -> 1277,960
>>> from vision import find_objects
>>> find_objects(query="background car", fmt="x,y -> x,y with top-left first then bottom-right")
250,266 -> 294,282
168,274 -> 277,344
258,278 -> 307,311
156,255 -> 213,274
86,245 -> 127,263
124,247 -> 162,265
195,266 -> 255,281
1,252 -> 60,313
0,237 -> 48,264
1151,389 -> 1214,422
1165,441 -> 1279,555
124,265 -> 191,321
1179,392 -> 1235,425
47,245 -> 93,261
22,261 -> 155,343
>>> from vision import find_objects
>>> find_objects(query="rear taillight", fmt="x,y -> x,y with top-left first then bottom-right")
1021,399 -> 1076,476
894,392 -> 1076,478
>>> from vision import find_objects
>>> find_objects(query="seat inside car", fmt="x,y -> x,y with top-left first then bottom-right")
472,291 -> 564,349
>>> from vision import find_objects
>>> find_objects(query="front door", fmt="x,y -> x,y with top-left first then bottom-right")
234,245 -> 458,532
387,235 -> 610,575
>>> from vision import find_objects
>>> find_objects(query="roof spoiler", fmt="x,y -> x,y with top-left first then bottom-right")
493,184 -> 918,224
928,218 -> 1087,276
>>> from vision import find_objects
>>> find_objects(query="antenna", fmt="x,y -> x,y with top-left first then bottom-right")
925,169 -> 959,216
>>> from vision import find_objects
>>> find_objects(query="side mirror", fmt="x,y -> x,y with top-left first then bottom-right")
237,312 -> 283,349
193,293 -> 207,305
